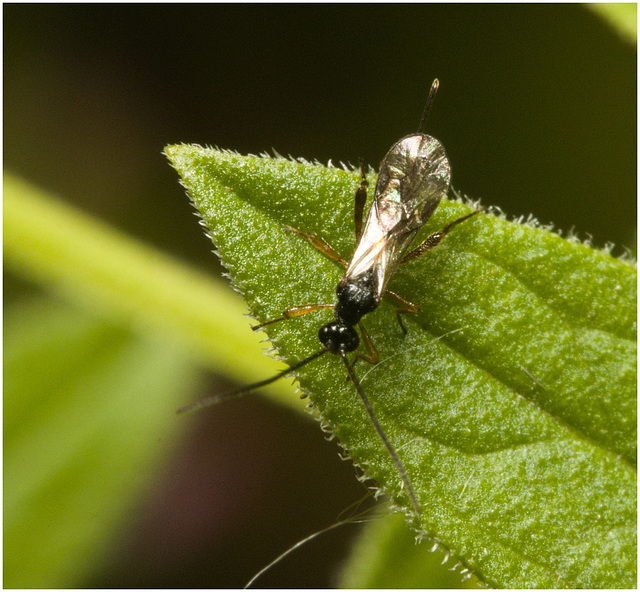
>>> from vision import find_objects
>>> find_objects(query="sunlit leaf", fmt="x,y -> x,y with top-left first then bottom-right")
166,144 -> 636,588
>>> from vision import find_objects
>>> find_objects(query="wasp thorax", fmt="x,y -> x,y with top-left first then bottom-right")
335,272 -> 378,326
318,321 -> 359,353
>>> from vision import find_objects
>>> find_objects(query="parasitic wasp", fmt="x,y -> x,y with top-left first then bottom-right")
179,79 -> 483,516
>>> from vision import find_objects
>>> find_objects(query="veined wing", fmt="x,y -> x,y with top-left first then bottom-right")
345,133 -> 451,300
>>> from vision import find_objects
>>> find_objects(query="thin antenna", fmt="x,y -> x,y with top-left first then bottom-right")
177,349 -> 328,414
245,495 -> 378,588
245,515 -> 370,588
417,78 -> 440,134
245,523 -> 347,588
339,351 -> 421,516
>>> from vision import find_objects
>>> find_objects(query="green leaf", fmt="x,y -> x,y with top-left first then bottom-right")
3,172 -> 298,410
166,144 -> 636,589
339,512 -> 481,588
3,296 -> 203,587
2,172 -> 306,587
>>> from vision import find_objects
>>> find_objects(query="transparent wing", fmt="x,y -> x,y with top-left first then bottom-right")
345,134 -> 451,299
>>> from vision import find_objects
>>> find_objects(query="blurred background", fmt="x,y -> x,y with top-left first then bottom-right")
4,4 -> 635,588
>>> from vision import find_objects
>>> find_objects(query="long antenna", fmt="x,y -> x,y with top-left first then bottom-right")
339,350 -> 421,516
417,78 -> 440,134
245,510 -> 374,589
177,349 -> 328,414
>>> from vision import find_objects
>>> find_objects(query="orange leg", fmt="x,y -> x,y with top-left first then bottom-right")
400,209 -> 484,265
350,321 -> 381,370
252,303 -> 334,331
385,289 -> 421,335
284,225 -> 347,268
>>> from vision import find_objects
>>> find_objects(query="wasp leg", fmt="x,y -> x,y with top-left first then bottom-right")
385,289 -> 421,335
252,304 -> 334,331
400,208 -> 484,265
350,321 -> 381,370
283,225 -> 347,268
354,159 -> 369,243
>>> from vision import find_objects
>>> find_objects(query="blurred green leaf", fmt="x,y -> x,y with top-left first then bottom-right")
588,3 -> 637,43
3,172 -> 298,409
3,171 -> 308,587
166,144 -> 636,588
3,297 -> 203,587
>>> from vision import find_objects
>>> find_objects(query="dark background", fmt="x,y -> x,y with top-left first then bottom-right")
4,4 -> 635,588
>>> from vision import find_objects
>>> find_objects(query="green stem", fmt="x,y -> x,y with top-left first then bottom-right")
3,171 -> 302,411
